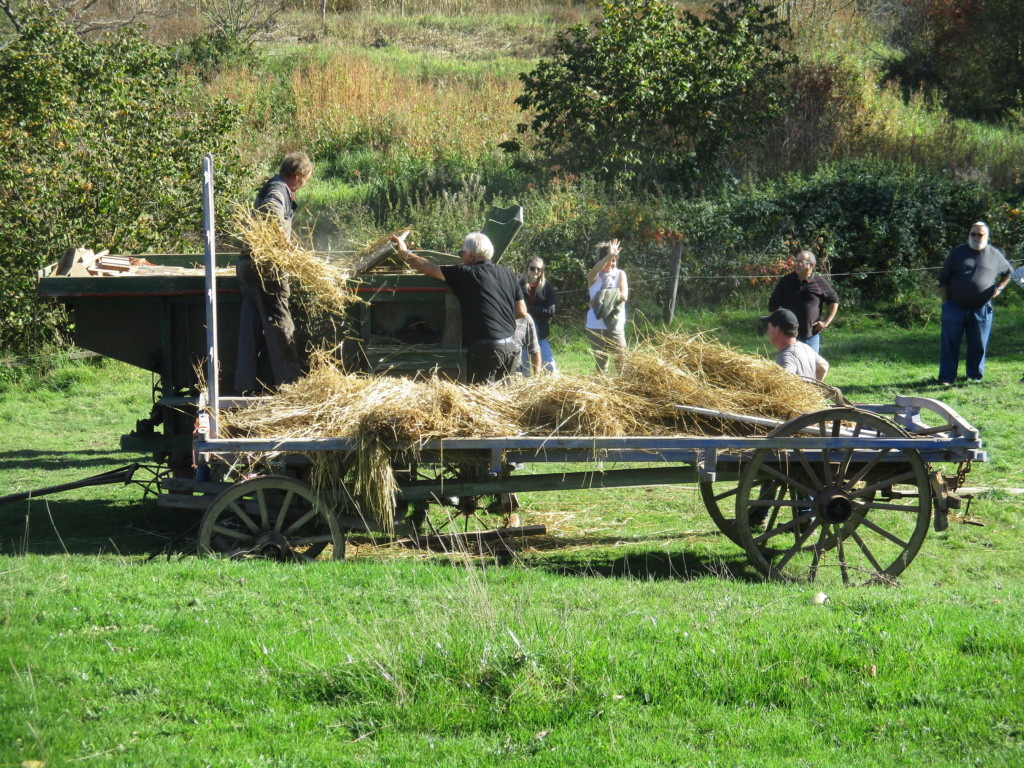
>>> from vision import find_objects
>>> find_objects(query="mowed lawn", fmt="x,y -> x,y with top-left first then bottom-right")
2,312 -> 1024,767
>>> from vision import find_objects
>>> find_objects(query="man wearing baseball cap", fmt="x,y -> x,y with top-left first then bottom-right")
761,308 -> 829,381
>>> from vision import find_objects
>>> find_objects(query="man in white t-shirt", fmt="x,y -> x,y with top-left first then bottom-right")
761,308 -> 829,381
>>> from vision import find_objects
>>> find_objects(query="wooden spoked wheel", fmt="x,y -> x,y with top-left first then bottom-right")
736,408 -> 932,585
700,475 -> 783,548
198,475 -> 345,561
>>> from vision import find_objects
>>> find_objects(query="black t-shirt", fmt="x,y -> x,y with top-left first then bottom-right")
440,261 -> 524,345
768,272 -> 839,341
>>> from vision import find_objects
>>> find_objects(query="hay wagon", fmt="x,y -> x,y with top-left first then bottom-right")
166,158 -> 983,586
181,390 -> 984,585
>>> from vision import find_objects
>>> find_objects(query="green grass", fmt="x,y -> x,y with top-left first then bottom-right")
2,315 -> 1024,765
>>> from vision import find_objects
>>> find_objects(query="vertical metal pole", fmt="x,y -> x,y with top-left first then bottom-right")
664,240 -> 683,324
202,154 -> 220,437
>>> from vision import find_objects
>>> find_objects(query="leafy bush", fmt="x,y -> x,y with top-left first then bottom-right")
514,0 -> 795,187
0,11 -> 255,356
664,159 -> 1010,314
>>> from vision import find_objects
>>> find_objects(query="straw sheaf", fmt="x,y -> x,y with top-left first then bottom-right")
510,374 -> 655,437
231,204 -> 362,316
618,331 -> 828,431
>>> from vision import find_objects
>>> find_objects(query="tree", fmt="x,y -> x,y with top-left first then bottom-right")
0,11 -> 254,356
514,0 -> 795,187
2,0 -> 163,35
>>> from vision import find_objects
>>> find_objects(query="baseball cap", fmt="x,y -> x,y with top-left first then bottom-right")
760,308 -> 799,334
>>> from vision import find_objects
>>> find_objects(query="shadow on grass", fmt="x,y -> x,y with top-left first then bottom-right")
407,529 -> 764,583
535,548 -> 762,583
0,449 -> 139,473
0,498 -> 200,557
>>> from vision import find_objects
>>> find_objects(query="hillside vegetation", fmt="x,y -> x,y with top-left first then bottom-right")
1,0 -> 1022,356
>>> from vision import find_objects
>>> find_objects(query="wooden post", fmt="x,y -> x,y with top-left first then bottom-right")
664,240 -> 683,324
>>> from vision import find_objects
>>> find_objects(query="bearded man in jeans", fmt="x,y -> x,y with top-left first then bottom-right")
937,221 -> 1012,385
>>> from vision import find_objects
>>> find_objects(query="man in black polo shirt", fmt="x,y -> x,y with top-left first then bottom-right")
391,231 -> 526,384
768,250 -> 839,354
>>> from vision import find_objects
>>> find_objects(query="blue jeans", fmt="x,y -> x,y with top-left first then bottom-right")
522,338 -> 557,375
799,333 -> 820,354
939,301 -> 993,382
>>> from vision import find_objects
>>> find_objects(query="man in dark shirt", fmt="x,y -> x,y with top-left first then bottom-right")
937,221 -> 1012,385
391,231 -> 527,384
768,250 -> 839,354
235,151 -> 314,394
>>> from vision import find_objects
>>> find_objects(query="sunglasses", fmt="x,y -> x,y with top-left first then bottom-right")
528,266 -> 543,272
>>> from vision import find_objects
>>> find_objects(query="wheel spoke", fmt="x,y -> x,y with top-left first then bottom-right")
774,522 -> 821,574
851,469 -> 921,499
754,510 -> 818,546
749,496 -> 806,509
758,462 -> 816,497
848,510 -> 909,548
284,507 -> 320,536
256,490 -> 270,530
848,528 -> 885,574
711,485 -> 739,503
211,524 -> 254,542
228,501 -> 261,534
844,448 -> 893,490
858,500 -> 924,513
291,533 -> 335,546
836,529 -> 851,586
222,547 -> 257,559
793,448 -> 822,489
274,490 -> 296,531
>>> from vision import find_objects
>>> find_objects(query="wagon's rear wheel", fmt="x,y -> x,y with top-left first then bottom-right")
736,408 -> 932,585
199,475 -> 345,561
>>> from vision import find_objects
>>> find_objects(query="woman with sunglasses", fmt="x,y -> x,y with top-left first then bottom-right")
519,257 -> 558,373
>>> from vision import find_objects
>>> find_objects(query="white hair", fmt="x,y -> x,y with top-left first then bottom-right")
462,232 -> 494,261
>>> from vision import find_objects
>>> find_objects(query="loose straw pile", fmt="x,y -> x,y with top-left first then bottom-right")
218,334 -> 831,529
230,204 -> 361,316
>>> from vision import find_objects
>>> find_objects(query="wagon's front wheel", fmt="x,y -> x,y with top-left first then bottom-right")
736,408 -> 932,585
199,475 -> 345,561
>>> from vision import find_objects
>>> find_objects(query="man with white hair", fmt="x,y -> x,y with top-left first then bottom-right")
937,221 -> 1012,385
392,231 -> 527,384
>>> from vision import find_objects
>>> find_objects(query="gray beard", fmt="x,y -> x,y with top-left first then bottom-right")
969,237 -> 988,251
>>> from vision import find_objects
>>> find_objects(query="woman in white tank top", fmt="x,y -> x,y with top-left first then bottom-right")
584,239 -> 629,375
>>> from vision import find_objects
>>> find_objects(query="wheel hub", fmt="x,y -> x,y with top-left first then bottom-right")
819,488 -> 854,524
253,530 -> 293,561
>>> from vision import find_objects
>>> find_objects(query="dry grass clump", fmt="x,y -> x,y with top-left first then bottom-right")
508,374 -> 657,437
230,204 -> 362,316
219,356 -> 523,532
617,331 -> 830,433
222,356 -> 522,442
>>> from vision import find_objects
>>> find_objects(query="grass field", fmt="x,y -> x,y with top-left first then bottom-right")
2,310 -> 1024,766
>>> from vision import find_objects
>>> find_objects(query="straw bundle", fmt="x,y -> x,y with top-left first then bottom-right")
509,374 -> 657,437
219,356 -> 524,532
617,331 -> 829,433
230,204 -> 361,316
